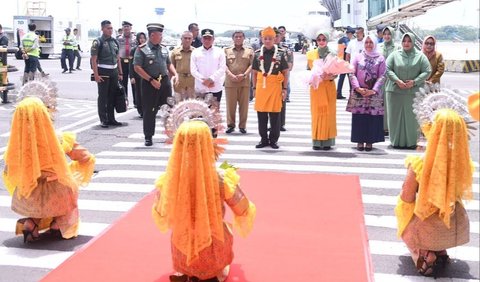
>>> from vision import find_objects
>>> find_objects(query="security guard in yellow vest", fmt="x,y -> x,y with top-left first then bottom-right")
61,27 -> 75,73
21,23 -> 40,84
134,23 -> 179,146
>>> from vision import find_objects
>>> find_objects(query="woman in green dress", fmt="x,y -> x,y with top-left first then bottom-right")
385,33 -> 431,149
379,26 -> 400,135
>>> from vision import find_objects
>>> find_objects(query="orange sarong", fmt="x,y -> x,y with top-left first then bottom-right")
254,72 -> 284,113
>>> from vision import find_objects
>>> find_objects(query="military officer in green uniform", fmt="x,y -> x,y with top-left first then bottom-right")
90,20 -> 123,128
134,23 -> 179,146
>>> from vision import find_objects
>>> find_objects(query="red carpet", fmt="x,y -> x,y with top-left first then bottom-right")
43,171 -> 373,282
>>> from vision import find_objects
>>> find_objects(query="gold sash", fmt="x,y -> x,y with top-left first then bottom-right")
254,72 -> 284,112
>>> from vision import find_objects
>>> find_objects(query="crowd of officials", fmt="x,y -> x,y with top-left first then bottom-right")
89,20 -> 445,152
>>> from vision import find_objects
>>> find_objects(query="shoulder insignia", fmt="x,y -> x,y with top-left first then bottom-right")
254,49 -> 261,53
92,40 -> 99,47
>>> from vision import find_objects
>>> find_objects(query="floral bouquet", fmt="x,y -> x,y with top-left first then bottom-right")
309,54 -> 354,89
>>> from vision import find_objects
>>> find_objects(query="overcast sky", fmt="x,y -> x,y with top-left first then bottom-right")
2,0 -> 478,33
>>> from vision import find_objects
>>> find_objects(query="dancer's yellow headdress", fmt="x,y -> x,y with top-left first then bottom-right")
410,86 -> 475,227
3,97 -> 75,198
154,121 -> 225,265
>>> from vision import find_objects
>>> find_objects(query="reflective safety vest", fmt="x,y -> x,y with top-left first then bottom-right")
63,34 -> 75,50
22,32 -> 40,57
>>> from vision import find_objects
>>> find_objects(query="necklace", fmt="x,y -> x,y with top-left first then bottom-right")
258,45 -> 278,88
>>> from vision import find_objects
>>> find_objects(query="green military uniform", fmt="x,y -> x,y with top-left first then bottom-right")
133,40 -> 172,140
278,42 -> 293,129
90,35 -> 120,126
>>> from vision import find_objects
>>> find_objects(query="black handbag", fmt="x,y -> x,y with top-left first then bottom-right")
114,82 -> 127,113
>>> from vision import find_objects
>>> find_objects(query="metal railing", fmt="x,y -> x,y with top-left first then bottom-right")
398,23 -> 422,50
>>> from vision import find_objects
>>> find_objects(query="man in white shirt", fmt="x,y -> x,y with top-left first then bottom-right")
345,27 -> 365,62
190,29 -> 226,104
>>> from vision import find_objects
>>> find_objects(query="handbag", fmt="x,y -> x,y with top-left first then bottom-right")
114,82 -> 127,113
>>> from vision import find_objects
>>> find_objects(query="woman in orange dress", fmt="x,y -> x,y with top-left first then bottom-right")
152,121 -> 256,282
3,81 -> 95,242
306,31 -> 337,150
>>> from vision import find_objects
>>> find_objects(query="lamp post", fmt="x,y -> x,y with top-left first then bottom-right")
118,6 -> 122,27
76,0 -> 80,20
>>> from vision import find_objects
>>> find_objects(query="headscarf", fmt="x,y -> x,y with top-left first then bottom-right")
363,34 -> 380,58
422,35 -> 436,60
2,97 -> 76,198
157,121 -> 225,265
316,31 -> 332,59
382,26 -> 396,58
401,32 -> 416,54
414,109 -> 473,228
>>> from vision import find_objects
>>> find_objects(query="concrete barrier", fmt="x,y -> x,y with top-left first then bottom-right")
445,60 -> 480,73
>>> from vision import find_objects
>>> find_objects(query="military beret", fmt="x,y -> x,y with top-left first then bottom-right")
201,29 -> 214,37
122,21 -> 132,27
147,23 -> 164,32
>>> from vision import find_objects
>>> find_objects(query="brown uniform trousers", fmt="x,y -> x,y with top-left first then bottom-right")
225,46 -> 254,129
170,46 -> 195,102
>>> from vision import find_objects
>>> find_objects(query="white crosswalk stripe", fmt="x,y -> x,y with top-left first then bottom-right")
0,88 -> 478,281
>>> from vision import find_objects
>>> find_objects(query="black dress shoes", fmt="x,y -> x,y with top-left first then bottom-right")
323,146 -> 332,150
280,126 -> 286,131
145,137 -> 153,146
337,96 -> 346,100
313,146 -> 321,150
226,127 -> 235,134
270,143 -> 279,149
239,128 -> 247,134
108,120 -> 123,126
255,142 -> 269,149
100,122 -> 109,128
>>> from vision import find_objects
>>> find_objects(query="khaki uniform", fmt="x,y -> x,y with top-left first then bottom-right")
170,46 -> 195,101
224,46 -> 254,129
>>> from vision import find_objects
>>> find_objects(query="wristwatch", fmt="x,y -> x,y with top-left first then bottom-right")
148,77 -> 154,82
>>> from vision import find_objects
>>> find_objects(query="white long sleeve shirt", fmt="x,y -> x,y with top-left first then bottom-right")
190,45 -> 226,93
